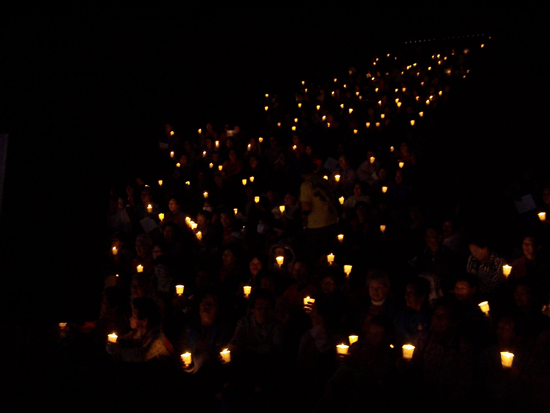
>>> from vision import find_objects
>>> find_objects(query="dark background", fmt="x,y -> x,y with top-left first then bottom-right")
0,5 -> 547,322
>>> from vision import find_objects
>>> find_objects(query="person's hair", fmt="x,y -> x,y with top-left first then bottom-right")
366,269 -> 391,288
136,234 -> 153,248
467,232 -> 491,249
249,288 -> 275,309
132,297 -> 161,329
198,209 -> 212,222
103,286 -> 126,312
455,273 -> 478,289
407,277 -> 431,298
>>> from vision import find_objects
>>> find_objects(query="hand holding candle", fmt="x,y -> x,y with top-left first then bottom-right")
176,285 -> 184,296
108,333 -> 118,343
349,335 -> 358,345
500,351 -> 514,368
220,348 -> 231,364
243,285 -> 252,298
479,301 -> 490,315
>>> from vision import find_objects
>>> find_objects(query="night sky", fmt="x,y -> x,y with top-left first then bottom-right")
0,6 -> 547,321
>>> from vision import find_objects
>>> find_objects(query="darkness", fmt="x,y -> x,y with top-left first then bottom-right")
0,5 -> 547,322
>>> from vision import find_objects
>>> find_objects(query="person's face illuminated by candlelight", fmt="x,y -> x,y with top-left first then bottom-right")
284,192 -> 296,206
249,156 -> 259,170
140,190 -> 151,205
220,212 -> 233,229
197,212 -> 210,230
130,307 -> 146,331
292,261 -> 308,285
442,220 -> 454,239
542,187 -> 550,207
222,248 -> 236,267
163,224 -> 175,242
199,294 -> 219,326
179,154 -> 188,165
152,245 -> 163,260
425,228 -> 442,253
369,280 -> 389,303
321,275 -> 337,294
168,199 -> 180,214
205,138 -> 213,150
251,297 -> 274,326
522,236 -> 539,260
454,280 -> 476,301
249,257 -> 262,276
395,169 -> 405,184
229,149 -> 237,162
353,182 -> 363,199
378,168 -> 387,181
338,155 -> 349,170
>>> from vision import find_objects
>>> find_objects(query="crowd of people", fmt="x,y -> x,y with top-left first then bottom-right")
69,38 -> 550,411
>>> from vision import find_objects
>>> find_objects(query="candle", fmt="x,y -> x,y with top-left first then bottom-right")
108,333 -> 118,343
276,256 -> 284,267
539,212 -> 546,221
294,118 -> 298,123
277,122 -> 281,127
176,285 -> 184,296
147,204 -> 153,213
316,105 -> 321,110
397,101 -> 402,108
410,120 -> 415,126
303,296 -> 315,308
181,352 -> 192,367
293,145 -> 297,151
203,192 -> 208,199
399,161 -> 405,168
59,322 -> 67,329
419,111 -> 424,117
259,137 -> 263,143
254,196 -> 260,203
500,351 -> 514,368
170,151 -> 174,158
322,116 -> 326,121
176,163 -> 181,168
323,175 -> 328,180
158,213 -> 164,221
218,165 -> 223,171
353,129 -> 358,134
380,225 -> 386,233
243,286 -> 251,298
279,205 -> 285,213
375,122 -> 380,128
137,264 -> 143,273
170,131 -> 174,136
333,78 -> 337,82
349,108 -> 353,114
366,122 -> 370,128
340,104 -> 344,109
479,301 -> 490,315
198,129 -> 202,134
339,196 -> 345,205
291,126 -> 297,131
242,179 -> 247,186
334,175 -> 341,183
327,253 -> 335,265
196,231 -> 202,241
344,265 -> 352,277
220,348 -> 231,363
402,344 -> 415,360
380,114 -> 385,119
338,234 -> 344,243
349,335 -> 358,345
112,246 -> 118,256
249,176 -> 254,183
233,208 -> 238,215
382,186 -> 388,193
503,265 -> 512,277
209,163 -> 213,169
264,106 -> 268,111
390,146 -> 394,152
370,156 -> 375,164
215,140 -> 219,149
298,103 -> 302,108
336,344 -> 349,355
185,217 -> 191,225
185,181 -> 190,186
265,93 -> 269,98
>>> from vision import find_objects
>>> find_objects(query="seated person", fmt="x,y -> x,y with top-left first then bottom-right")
395,277 -> 432,346
466,233 -> 506,299
107,297 -> 174,363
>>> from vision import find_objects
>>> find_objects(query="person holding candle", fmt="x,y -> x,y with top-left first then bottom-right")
162,198 -> 187,230
281,260 -> 318,313
330,154 -> 357,197
395,277 -> 432,346
359,270 -> 397,328
106,297 -> 174,363
508,234 -> 549,291
132,234 -> 154,276
176,291 -> 232,374
300,163 -> 338,264
342,182 -> 372,216
135,188 -> 159,220
466,233 -> 506,300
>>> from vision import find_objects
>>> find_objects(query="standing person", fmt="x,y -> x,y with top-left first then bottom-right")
300,164 -> 338,264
